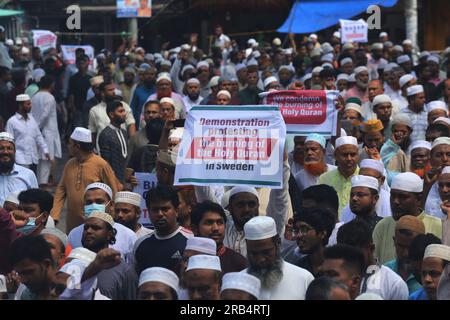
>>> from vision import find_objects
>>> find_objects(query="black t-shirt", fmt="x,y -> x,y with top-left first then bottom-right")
68,72 -> 92,111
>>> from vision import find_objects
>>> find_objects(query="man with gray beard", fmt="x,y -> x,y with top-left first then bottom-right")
242,216 -> 314,300
345,66 -> 370,103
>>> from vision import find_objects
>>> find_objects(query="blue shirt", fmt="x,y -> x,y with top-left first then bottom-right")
0,164 -> 38,206
130,85 -> 155,128
384,259 -> 422,294
409,287 -> 428,300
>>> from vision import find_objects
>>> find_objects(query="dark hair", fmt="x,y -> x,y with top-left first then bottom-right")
293,207 -> 335,245
191,201 -> 227,227
106,99 -> 123,115
145,118 -> 164,144
146,185 -> 180,209
323,244 -> 365,277
408,233 -> 441,261
319,68 -> 336,79
107,225 -> 117,245
9,235 -> 53,267
337,219 -> 372,248
426,123 -> 449,137
144,100 -> 160,110
302,184 -> 339,213
305,277 -> 349,300
18,188 -> 53,213
76,54 -> 89,64
99,80 -> 113,92
38,75 -> 54,89
75,47 -> 85,55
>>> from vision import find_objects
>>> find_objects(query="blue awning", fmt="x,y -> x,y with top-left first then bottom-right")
277,0 -> 398,34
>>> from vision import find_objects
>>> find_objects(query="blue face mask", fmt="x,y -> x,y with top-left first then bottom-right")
17,213 -> 44,235
84,203 -> 107,217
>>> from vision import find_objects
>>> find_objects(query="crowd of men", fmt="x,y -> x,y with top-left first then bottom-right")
0,23 -> 450,300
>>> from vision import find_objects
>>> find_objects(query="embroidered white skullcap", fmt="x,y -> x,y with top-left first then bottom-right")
419,51 -> 430,59
301,73 -> 312,82
397,55 -> 411,64
371,43 -> 383,50
216,90 -> 231,99
139,267 -> 180,291
186,254 -> 221,272
442,166 -> 450,175
279,65 -> 295,73
379,32 -> 388,38
156,72 -> 171,83
360,159 -> 385,175
70,127 -> 92,143
31,68 -> 45,82
427,101 -> 448,113
85,182 -> 112,199
335,136 -> 358,149
384,62 -> 398,72
340,57 -> 353,66
235,63 -> 246,73
41,228 -> 69,248
246,58 -> 258,67
434,117 -> 450,126
229,186 -> 259,201
432,137 -> 450,150
160,97 -> 175,106
67,247 -> 97,266
393,45 -> 404,52
196,61 -> 209,70
337,73 -> 349,82
351,175 -> 379,191
321,53 -> 334,63
406,84 -> 424,96
209,76 -> 220,88
399,74 -> 415,88
372,94 -> 391,106
424,244 -> 450,262
5,191 -> 20,204
410,140 -> 431,151
344,103 -> 362,115
305,133 -> 326,149
244,216 -> 277,241
169,127 -> 184,141
333,31 -> 341,38
90,75 -> 104,87
427,55 -> 440,64
88,211 -> 115,227
0,131 -> 14,144
322,62 -> 333,69
354,66 -> 368,75
263,76 -> 278,88
16,94 -> 30,102
221,272 -> 261,299
312,66 -> 323,74
186,77 -> 200,85
348,73 -> 356,82
185,237 -> 217,255
272,38 -> 282,46
391,113 -> 412,128
342,43 -> 354,50
115,191 -> 141,207
391,172 -> 423,193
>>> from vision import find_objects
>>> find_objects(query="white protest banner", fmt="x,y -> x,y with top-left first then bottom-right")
60,45 -> 95,68
32,30 -> 57,52
174,105 -> 286,189
133,172 -> 157,228
260,90 -> 339,136
340,19 -> 368,43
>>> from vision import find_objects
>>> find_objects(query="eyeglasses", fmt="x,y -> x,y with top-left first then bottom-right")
291,225 -> 313,237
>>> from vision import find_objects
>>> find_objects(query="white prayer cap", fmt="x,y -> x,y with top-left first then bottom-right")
169,127 -> 184,141
424,244 -> 450,262
5,39 -> 12,46
434,117 -> 450,126
209,76 -> 220,88
160,59 -> 171,67
356,293 -> 383,300
344,103 -> 362,115
322,62 -> 333,69
419,51 -> 430,59
186,254 -> 221,272
348,73 -> 356,82
384,62 -> 398,72
156,73 -> 172,83
432,137 -> 450,150
371,42 -> 383,50
305,133 -> 326,149
372,94 -> 391,106
114,88 -> 123,97
160,97 -> 175,106
244,216 -> 277,241
399,74 -> 415,88
145,53 -> 154,61
31,68 -> 45,82
340,57 -> 353,66
247,38 -> 257,46
20,46 -> 29,54
351,175 -> 379,191
246,58 -> 258,67
221,272 -> 261,299
15,37 -> 22,45
333,31 -> 341,38
278,65 -> 295,73
342,43 -> 354,50
185,237 -> 217,255
5,191 -> 20,204
0,131 -> 14,144
321,53 -> 334,63
67,247 -> 96,266
180,44 -> 191,51
154,53 -> 163,60
406,84 -> 424,96
272,38 -> 281,46
70,127 -> 92,143
301,73 -> 312,82
426,101 -> 448,113
181,64 -> 194,76
186,77 -> 200,85
360,159 -> 385,175
391,172 -> 423,193
442,166 -> 450,175
337,73 -> 349,82
403,39 -> 413,45
16,94 -> 30,102
354,66 -> 368,75
196,61 -> 209,70
115,191 -> 141,207
85,182 -> 112,199
229,186 -> 259,201
135,46 -> 145,53
216,90 -> 231,99
235,63 -> 246,73
410,140 -> 431,151
384,41 -> 393,47
391,113 -> 412,128
88,211 -> 115,227
335,136 -> 358,149
138,267 -> 180,290
397,55 -> 411,64
393,45 -> 404,52
379,32 -> 388,38
377,58 -> 388,69
263,76 -> 278,88
312,66 -> 323,74
90,75 -> 104,87
321,43 -> 334,54
309,33 -> 318,40
41,228 -> 69,248
427,55 -> 440,64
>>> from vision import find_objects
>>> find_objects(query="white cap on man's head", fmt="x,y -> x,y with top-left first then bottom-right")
85,182 -> 112,199
424,244 -> 450,262
216,90 -> 231,99
335,136 -> 358,149
426,101 -> 448,113
185,237 -> 217,255
70,127 -> 92,143
399,74 -> 415,88
244,216 -> 277,241
160,97 -> 175,106
407,85 -> 424,96
397,55 -> 410,64
263,76 -> 278,88
360,159 -> 385,175
379,32 -> 388,38
209,76 -> 220,88
186,77 -> 200,86
372,94 -> 391,106
156,73 -> 171,83
427,55 -> 440,64
221,272 -> 261,299
305,133 -> 326,149
354,66 -> 368,75
391,172 -> 423,193
431,137 -> 450,150
138,267 -> 179,291
88,211 -> 114,227
391,113 -> 412,128
229,186 -> 259,202
340,57 -> 353,66
272,38 -> 281,46
90,75 -> 104,87
442,166 -> 450,175
410,140 -> 431,151
16,94 -> 30,102
351,175 -> 379,191
312,66 -> 323,74
31,68 -> 45,82
0,131 -> 14,144
371,43 -> 383,50
186,254 -> 221,272
115,191 -> 141,207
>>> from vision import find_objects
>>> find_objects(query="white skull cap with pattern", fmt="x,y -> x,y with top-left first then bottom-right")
221,272 -> 261,299
186,254 -> 221,272
115,191 -> 141,207
185,237 -> 217,255
85,182 -> 112,199
70,127 -> 92,143
244,216 -> 277,240
138,267 -> 180,291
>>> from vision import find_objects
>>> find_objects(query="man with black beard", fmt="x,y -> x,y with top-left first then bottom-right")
243,216 -> 314,300
130,65 -> 156,127
182,78 -> 203,113
113,191 -> 152,238
0,131 -> 38,205
98,100 -> 129,183
345,66 -> 369,103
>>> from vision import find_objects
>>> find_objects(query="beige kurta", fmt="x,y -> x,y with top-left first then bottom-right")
51,154 -> 119,233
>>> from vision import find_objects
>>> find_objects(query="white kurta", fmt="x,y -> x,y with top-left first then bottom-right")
243,260 -> 314,300
294,164 -> 337,192
31,91 -> 62,159
361,265 -> 409,300
425,182 -> 446,219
